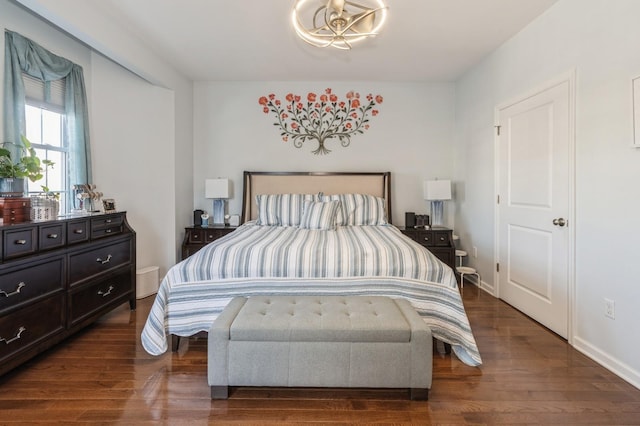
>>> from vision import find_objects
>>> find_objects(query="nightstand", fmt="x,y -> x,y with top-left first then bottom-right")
181,225 -> 236,260
399,226 -> 455,270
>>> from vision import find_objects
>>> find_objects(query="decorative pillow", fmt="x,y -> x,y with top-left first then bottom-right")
299,200 -> 340,230
321,193 -> 387,226
256,193 -> 316,226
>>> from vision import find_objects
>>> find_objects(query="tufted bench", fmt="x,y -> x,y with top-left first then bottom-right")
208,295 -> 432,400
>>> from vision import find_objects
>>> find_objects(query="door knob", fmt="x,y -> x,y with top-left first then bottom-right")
552,218 -> 566,227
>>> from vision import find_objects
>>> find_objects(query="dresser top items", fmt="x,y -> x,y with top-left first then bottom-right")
0,211 -> 131,262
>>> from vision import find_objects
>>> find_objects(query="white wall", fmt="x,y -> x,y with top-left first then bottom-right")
193,81 -> 456,225
455,0 -> 640,388
90,51 -> 175,277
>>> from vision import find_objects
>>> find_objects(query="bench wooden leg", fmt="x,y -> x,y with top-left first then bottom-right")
211,386 -> 229,399
410,388 -> 429,401
171,334 -> 180,352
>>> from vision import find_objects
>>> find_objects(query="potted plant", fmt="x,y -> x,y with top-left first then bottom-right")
0,135 -> 54,197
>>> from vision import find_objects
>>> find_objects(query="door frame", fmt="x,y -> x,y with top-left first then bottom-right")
493,69 -> 577,344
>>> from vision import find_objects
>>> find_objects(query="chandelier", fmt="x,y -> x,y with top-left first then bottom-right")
292,0 -> 388,50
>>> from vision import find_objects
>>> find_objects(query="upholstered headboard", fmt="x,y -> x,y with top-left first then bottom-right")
241,171 -> 392,224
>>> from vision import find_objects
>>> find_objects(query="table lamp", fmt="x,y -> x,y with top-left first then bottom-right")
424,179 -> 451,227
205,178 -> 230,225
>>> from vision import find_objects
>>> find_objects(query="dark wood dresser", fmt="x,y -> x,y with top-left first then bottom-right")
0,211 -> 136,376
399,226 -> 455,270
181,225 -> 236,260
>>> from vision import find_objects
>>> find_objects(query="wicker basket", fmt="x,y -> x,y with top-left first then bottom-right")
30,196 -> 59,221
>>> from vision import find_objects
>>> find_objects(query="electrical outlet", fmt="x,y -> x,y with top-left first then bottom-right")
473,246 -> 478,258
605,298 -> 615,319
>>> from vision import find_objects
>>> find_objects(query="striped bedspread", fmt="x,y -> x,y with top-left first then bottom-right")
141,223 -> 482,366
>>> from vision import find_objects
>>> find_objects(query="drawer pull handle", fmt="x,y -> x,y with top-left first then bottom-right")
47,233 -> 58,239
105,229 -> 112,234
10,209 -> 16,214
96,254 -> 112,264
105,219 -> 112,223
15,239 -> 27,245
0,327 -> 26,345
0,282 -> 26,298
440,237 -> 445,241
98,285 -> 115,297
74,229 -> 84,234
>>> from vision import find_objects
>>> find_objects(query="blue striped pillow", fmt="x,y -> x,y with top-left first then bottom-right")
256,194 -> 316,226
299,200 -> 340,230
321,194 -> 387,226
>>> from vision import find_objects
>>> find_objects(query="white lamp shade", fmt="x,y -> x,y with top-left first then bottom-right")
424,180 -> 452,201
205,178 -> 230,199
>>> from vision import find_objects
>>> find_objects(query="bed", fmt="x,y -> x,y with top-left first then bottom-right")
141,171 -> 482,366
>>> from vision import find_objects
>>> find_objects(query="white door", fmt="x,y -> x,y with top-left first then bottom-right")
496,76 -> 573,338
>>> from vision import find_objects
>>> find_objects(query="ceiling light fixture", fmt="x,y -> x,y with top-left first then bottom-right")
292,0 -> 388,50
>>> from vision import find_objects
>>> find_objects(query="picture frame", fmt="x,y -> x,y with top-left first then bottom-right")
633,76 -> 640,147
102,198 -> 116,212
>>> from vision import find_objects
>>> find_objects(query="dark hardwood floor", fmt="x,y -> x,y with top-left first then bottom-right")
1,282 -> 639,424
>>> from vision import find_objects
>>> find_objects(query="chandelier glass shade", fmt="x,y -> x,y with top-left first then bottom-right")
292,0 -> 388,50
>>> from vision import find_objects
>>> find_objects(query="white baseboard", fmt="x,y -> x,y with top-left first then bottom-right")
466,276 -> 494,296
573,336 -> 640,390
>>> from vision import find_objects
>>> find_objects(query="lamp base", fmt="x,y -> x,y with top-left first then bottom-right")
430,200 -> 444,226
212,199 -> 226,225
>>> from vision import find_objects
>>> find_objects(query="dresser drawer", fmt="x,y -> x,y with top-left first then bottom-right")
432,230 -> 451,247
39,223 -> 66,251
91,215 -> 124,239
67,219 -> 89,244
412,230 -> 433,246
68,240 -> 132,286
204,228 -> 234,242
0,257 -> 64,313
68,271 -> 131,326
0,293 -> 65,363
187,229 -> 204,244
3,227 -> 37,259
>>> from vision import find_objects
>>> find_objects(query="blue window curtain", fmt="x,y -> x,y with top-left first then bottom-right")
3,30 -> 92,187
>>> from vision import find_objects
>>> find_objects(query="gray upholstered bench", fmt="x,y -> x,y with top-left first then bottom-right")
208,295 -> 432,400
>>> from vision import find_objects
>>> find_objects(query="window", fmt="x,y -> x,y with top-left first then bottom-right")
4,31 -> 92,213
23,73 -> 70,211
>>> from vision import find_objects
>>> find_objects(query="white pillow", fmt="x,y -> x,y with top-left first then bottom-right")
321,194 -> 387,226
256,193 -> 316,226
299,200 -> 340,230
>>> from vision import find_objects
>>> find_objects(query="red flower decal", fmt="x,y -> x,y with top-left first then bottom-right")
259,89 -> 383,155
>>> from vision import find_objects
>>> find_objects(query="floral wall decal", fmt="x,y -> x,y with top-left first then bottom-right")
258,88 -> 383,155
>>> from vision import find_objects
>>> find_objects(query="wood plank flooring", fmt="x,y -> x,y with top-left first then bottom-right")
1,283 -> 639,424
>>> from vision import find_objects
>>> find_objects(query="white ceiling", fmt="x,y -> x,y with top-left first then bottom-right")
92,0 -> 558,82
